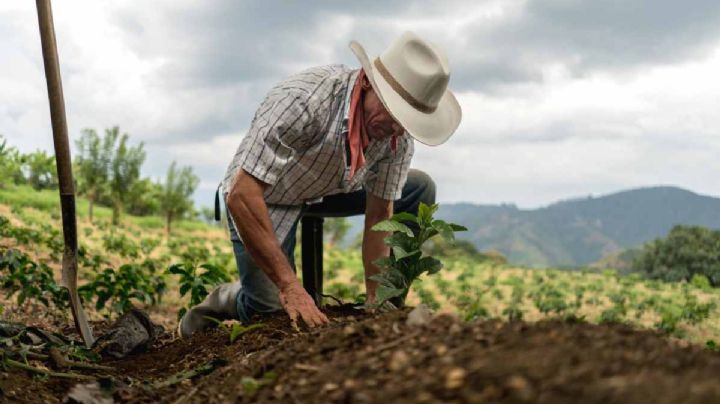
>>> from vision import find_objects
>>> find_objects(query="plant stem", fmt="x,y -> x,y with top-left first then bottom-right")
5,358 -> 95,380
49,347 -> 114,371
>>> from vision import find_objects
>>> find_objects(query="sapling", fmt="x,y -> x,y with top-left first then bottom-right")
167,262 -> 230,320
369,202 -> 467,308
203,317 -> 264,343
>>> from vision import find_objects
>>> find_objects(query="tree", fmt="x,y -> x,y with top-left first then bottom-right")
108,127 -> 146,225
423,237 -> 482,258
199,206 -> 217,225
23,150 -> 57,190
633,225 -> 720,286
324,217 -> 351,248
126,178 -> 162,216
159,161 -> 199,235
75,129 -> 115,222
0,136 -> 24,189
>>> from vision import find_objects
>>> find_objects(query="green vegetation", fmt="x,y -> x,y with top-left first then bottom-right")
159,161 -> 200,235
633,225 -> 720,285
4,133 -> 720,348
204,317 -> 264,343
4,190 -> 720,345
2,131 -> 200,231
75,128 -> 115,222
370,202 -> 467,307
0,196 -> 232,322
435,187 -> 720,267
0,135 -> 57,191
167,262 -> 231,320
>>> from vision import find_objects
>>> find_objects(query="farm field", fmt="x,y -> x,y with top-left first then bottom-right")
2,185 -> 720,402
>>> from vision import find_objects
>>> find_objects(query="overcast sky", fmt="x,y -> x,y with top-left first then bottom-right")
2,0 -> 720,209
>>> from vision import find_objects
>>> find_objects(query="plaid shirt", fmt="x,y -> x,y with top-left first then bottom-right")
222,64 -> 414,244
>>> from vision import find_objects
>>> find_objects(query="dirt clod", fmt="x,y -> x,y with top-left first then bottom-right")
444,367 -> 466,389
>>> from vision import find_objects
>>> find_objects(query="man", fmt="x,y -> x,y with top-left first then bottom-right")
179,31 -> 461,337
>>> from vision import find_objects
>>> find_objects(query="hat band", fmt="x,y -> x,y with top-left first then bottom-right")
373,58 -> 437,114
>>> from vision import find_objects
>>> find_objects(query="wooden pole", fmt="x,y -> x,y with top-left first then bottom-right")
35,0 -> 95,348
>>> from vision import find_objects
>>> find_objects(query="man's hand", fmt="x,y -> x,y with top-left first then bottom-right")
278,281 -> 329,328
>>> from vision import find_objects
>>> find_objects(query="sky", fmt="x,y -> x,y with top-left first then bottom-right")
2,0 -> 720,209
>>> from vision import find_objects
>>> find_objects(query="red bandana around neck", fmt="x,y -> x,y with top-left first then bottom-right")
347,69 -> 398,180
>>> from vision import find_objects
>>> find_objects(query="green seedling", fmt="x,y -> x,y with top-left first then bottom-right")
167,262 -> 230,321
79,260 -> 166,316
204,317 -> 264,343
240,371 -> 277,396
369,202 -> 467,308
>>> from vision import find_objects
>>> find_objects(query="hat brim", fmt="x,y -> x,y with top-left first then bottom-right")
350,40 -> 462,146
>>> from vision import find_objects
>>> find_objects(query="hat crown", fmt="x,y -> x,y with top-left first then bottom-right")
379,32 -> 450,110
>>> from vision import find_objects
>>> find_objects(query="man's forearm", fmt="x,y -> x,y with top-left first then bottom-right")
226,179 -> 297,290
362,223 -> 389,300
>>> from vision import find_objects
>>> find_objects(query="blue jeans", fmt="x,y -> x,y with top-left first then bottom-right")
227,169 -> 436,322
228,219 -> 298,323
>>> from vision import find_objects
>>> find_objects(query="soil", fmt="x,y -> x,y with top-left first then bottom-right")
3,306 -> 720,403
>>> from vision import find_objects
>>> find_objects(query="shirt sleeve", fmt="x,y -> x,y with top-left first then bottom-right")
364,134 -> 414,201
238,90 -> 314,186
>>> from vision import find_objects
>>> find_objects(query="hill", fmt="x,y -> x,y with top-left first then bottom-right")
347,186 -> 720,267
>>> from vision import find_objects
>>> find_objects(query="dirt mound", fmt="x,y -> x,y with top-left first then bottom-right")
3,307 -> 720,403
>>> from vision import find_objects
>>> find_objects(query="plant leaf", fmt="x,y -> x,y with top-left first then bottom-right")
376,285 -> 405,304
391,212 -> 417,224
383,232 -> 415,250
370,268 -> 407,289
417,202 -> 439,226
418,256 -> 443,275
432,220 -> 455,242
203,315 -> 224,327
167,264 -> 186,275
229,323 -> 264,343
371,220 -> 414,237
372,256 -> 395,270
392,246 -> 420,260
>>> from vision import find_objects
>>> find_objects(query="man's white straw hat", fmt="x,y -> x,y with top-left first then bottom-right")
349,31 -> 462,146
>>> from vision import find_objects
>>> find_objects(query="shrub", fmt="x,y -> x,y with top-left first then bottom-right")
633,225 -> 720,286
167,262 -> 231,320
79,260 -> 167,316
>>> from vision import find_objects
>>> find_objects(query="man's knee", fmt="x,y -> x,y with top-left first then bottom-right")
407,169 -> 436,206
396,169 -> 436,216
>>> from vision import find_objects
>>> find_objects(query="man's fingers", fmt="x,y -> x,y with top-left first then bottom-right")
304,307 -> 321,328
287,308 -> 301,331
280,285 -> 329,328
307,306 -> 328,327
312,303 -> 329,325
299,305 -> 326,328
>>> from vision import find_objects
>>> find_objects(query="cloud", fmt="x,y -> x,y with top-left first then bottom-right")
2,0 -> 720,210
450,0 -> 720,91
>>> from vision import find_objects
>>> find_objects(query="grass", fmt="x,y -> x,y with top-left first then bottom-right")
0,184 -> 217,232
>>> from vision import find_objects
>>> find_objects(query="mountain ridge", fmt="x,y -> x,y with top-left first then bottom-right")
346,186 -> 720,268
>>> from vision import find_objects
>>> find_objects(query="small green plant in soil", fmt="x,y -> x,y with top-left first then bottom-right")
79,260 -> 167,316
240,371 -> 277,396
167,262 -> 231,320
204,317 -> 264,343
0,248 -> 69,311
369,202 -> 466,307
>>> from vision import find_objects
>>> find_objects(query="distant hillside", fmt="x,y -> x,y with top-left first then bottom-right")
346,186 -> 720,268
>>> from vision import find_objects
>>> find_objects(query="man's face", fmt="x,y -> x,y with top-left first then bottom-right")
363,85 -> 404,141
